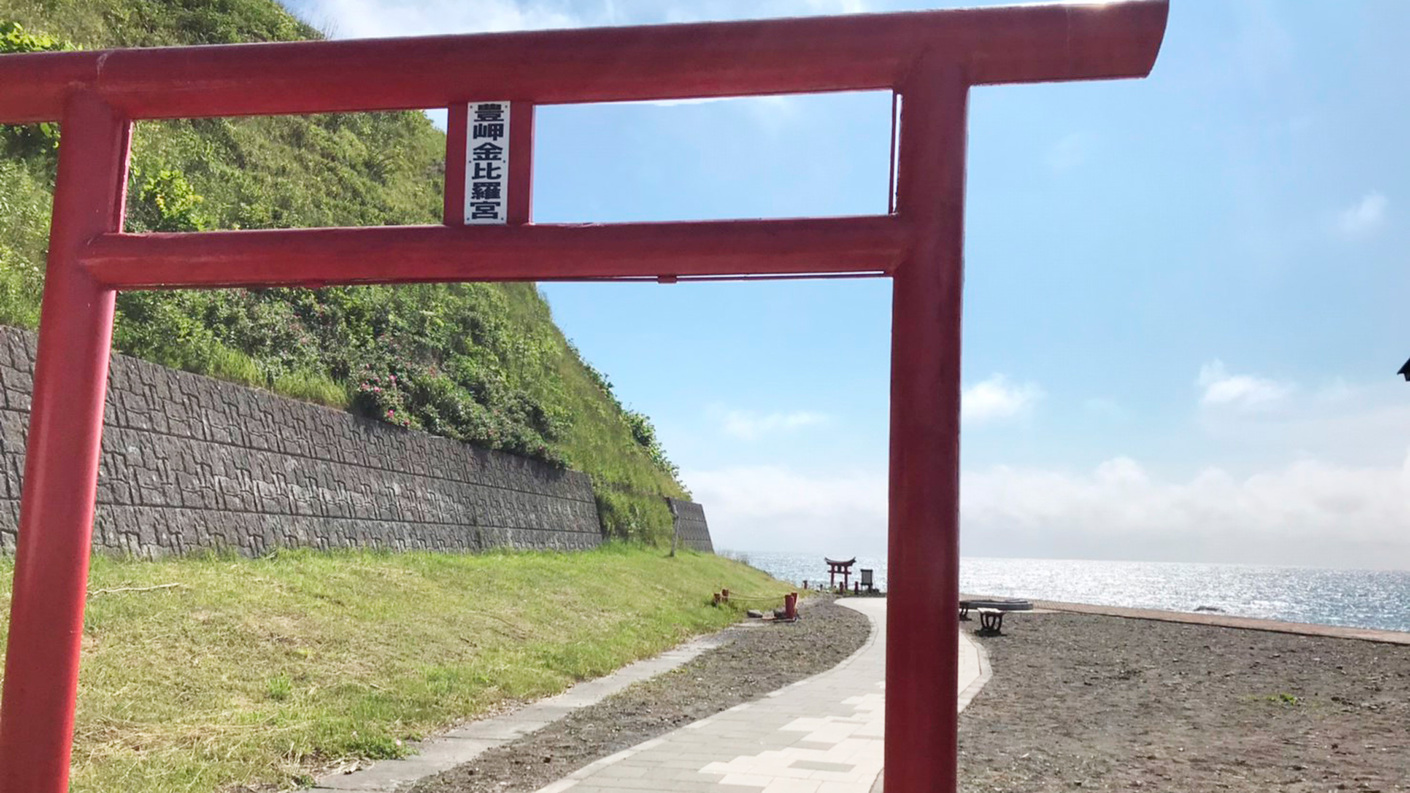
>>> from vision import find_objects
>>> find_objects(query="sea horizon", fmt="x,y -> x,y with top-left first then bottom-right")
728,551 -> 1410,634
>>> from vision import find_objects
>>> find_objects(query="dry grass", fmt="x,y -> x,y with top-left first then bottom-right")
0,546 -> 789,792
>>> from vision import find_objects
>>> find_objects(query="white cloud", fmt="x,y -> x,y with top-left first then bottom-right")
966,377 -> 1410,568
630,95 -> 803,134
1335,192 -> 1388,237
294,0 -> 813,134
661,0 -> 868,23
962,375 -> 1043,425
298,0 -> 875,41
690,451 -> 1410,570
683,465 -> 886,554
690,379 -> 1410,568
1197,360 -> 1291,409
962,452 -> 1410,569
799,0 -> 868,13
693,376 -> 1410,568
303,0 -> 583,40
715,408 -> 829,441
1197,379 -> 1410,469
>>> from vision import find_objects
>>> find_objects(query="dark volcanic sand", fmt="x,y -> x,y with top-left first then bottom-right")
414,598 -> 872,793
959,612 -> 1410,792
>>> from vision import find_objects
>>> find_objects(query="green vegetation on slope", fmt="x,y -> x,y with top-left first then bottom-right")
0,547 -> 789,792
0,0 -> 686,540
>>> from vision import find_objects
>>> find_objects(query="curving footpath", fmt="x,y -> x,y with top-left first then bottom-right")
316,633 -> 731,791
535,598 -> 987,793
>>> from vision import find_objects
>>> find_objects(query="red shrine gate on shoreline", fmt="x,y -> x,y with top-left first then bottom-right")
0,4 -> 1167,791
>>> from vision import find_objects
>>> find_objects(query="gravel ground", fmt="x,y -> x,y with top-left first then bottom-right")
959,612 -> 1410,792
414,598 -> 873,793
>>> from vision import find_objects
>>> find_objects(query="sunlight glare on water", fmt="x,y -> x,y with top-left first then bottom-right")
731,552 -> 1410,633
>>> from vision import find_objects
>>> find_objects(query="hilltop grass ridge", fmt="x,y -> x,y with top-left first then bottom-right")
0,546 -> 792,792
0,0 -> 686,542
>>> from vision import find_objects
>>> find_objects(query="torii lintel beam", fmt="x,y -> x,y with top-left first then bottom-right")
0,1 -> 1167,124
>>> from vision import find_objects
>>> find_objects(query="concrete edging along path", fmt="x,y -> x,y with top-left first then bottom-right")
870,607 -> 989,793
955,626 -> 991,714
535,598 -> 988,793
313,632 -> 730,792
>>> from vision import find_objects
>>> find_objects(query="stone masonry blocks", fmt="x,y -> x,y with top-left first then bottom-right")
0,325 -> 617,557
667,497 -> 714,553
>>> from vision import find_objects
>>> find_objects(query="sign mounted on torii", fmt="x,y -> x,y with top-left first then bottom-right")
0,4 -> 1167,791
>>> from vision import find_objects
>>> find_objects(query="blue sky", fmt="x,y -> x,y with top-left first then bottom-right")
282,0 -> 1410,569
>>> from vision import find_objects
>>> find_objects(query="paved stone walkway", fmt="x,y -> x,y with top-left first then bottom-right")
315,633 -> 730,791
533,598 -> 986,793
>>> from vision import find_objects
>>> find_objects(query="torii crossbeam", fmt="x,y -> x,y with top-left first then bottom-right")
0,3 -> 1167,791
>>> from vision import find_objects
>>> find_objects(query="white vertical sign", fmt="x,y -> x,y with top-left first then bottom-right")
464,101 -> 511,225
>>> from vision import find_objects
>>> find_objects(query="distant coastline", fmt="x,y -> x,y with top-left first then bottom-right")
735,551 -> 1410,634
977,596 -> 1410,644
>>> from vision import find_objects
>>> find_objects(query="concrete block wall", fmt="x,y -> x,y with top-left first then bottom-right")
0,326 -> 606,557
667,498 -> 714,553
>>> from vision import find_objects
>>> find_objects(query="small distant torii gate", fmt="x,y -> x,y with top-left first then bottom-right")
827,556 -> 856,590
0,4 -> 1166,791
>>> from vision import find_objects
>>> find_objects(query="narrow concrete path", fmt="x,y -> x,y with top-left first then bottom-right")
314,633 -> 729,791
534,598 -> 986,793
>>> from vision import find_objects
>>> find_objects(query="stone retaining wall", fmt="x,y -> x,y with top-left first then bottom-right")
0,326 -> 605,556
667,498 -> 714,553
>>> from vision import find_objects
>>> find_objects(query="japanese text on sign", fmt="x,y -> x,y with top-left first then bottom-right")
464,101 -> 510,224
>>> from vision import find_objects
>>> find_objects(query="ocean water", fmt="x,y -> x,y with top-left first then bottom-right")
730,551 -> 1410,633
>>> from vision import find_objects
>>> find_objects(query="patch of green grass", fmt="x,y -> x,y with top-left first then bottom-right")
265,673 -> 294,702
0,547 -> 788,792
204,342 -> 264,388
274,368 -> 350,409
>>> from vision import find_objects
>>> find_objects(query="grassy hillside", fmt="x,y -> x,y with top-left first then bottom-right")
0,547 -> 791,792
0,0 -> 685,540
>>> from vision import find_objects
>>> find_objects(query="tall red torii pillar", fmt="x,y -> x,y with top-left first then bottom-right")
0,4 -> 1166,791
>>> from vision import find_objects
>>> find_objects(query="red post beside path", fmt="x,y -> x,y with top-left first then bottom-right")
885,55 -> 968,793
0,92 -> 130,793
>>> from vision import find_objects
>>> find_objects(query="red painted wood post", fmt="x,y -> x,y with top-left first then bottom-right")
886,55 -> 968,793
507,101 -> 534,225
0,91 -> 130,793
443,101 -> 469,226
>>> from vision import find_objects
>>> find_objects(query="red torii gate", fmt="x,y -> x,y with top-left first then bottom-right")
0,4 -> 1166,791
